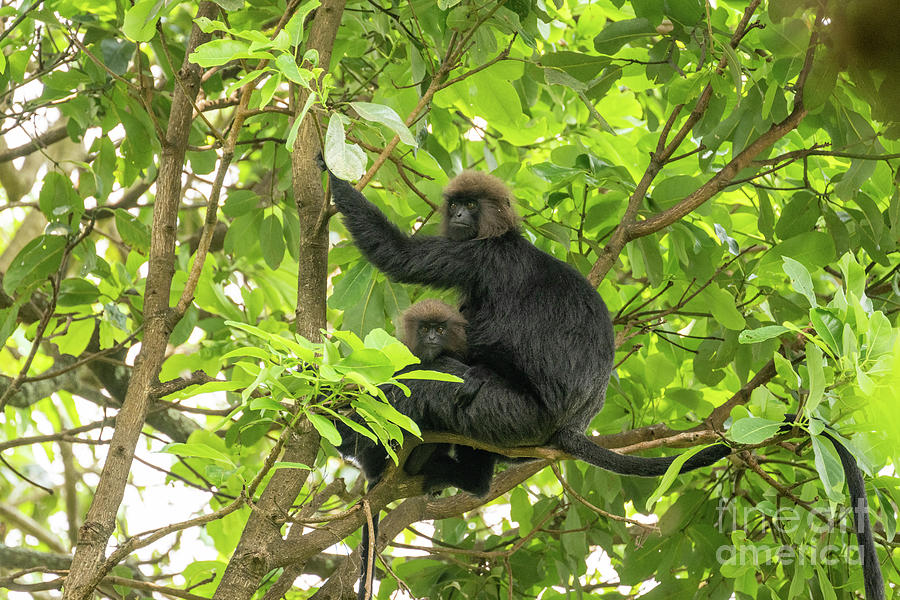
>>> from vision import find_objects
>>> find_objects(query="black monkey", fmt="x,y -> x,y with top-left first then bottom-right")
337,299 -> 496,600
326,168 -> 884,599
397,299 -> 499,497
328,169 -> 728,473
336,299 -> 498,495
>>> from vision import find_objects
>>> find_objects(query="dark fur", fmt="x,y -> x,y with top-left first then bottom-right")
339,300 -> 493,600
400,298 -> 467,360
329,170 -> 883,599
827,432 -> 884,599
330,170 -> 722,467
780,417 -> 884,600
397,299 -> 498,498
440,170 -> 519,239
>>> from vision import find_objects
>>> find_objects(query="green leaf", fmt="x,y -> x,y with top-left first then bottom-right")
323,114 -> 366,181
539,51 -> 609,82
123,0 -> 162,42
307,411 -> 343,445
330,263 -> 383,335
809,308 -> 841,354
721,43 -> 743,101
100,38 -> 136,76
665,0 -> 703,25
543,67 -> 586,92
355,395 -> 421,436
284,0 -> 321,46
645,445 -> 709,510
335,413 -> 379,444
381,279 -> 410,322
160,442 -> 235,466
651,175 -> 702,211
698,285 -> 745,330
56,317 -> 94,357
773,353 -> 799,389
329,328 -> 366,352
249,398 -> 286,412
775,191 -> 817,240
3,235 -> 67,294
510,486 -> 533,533
223,190 -> 258,218
810,434 -> 845,502
727,416 -> 783,444
38,171 -> 82,224
212,0 -> 243,10
593,18 -> 655,55
222,346 -> 273,362
782,256 -> 817,307
163,379 -> 246,401
286,91 -> 316,152
0,304 -> 20,349
395,369 -> 464,383
259,214 -> 285,269
273,461 -> 312,470
853,192 -> 885,240
804,56 -> 838,112
759,231 -> 836,275
738,325 -> 791,344
805,341 -> 824,413
57,278 -> 100,306
115,209 -> 151,253
351,102 -> 417,146
274,54 -> 312,88
336,348 -> 396,383
190,39 -> 273,68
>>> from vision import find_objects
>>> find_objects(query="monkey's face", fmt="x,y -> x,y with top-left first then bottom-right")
445,197 -> 480,241
416,321 -> 449,362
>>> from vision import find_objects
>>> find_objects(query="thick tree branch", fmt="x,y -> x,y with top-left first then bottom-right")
0,124 -> 68,163
213,3 -> 348,600
61,5 -> 219,599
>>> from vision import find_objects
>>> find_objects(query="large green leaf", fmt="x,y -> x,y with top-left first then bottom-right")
593,18 -> 655,55
351,102 -> 417,146
4,235 -> 67,294
323,114 -> 366,181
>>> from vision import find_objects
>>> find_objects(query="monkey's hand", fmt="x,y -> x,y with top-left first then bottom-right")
315,151 -> 327,172
455,365 -> 491,408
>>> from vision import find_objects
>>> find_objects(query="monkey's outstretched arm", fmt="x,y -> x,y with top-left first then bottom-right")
326,173 -> 483,289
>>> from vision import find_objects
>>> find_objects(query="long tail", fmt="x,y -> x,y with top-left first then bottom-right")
822,431 -> 885,600
551,429 -> 731,477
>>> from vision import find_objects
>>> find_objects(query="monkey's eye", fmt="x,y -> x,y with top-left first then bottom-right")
465,201 -> 478,211
436,326 -> 445,335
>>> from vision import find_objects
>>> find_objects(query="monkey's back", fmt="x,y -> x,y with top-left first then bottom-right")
460,232 -> 615,434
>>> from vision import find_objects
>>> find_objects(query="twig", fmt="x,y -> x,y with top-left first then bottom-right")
551,464 -> 659,532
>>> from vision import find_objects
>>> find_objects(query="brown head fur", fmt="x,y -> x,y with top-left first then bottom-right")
441,170 -> 519,239
400,299 -> 467,359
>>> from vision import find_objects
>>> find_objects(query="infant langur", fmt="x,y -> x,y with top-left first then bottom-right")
348,299 -> 495,600
399,299 -> 498,497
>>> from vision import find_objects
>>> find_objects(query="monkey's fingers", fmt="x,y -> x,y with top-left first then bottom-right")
315,151 -> 327,172
454,380 -> 482,408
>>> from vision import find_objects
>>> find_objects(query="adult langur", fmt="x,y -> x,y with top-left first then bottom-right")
327,168 -> 727,472
325,166 -> 884,600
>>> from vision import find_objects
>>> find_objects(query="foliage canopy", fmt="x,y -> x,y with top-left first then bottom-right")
1,0 -> 899,599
